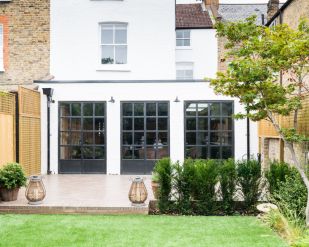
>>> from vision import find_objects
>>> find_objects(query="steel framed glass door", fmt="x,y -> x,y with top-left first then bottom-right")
59,102 -> 106,174
121,102 -> 169,174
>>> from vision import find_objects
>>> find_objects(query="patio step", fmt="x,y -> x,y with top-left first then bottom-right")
0,205 -> 149,215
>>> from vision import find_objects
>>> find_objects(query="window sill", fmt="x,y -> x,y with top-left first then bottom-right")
176,47 -> 192,51
96,64 -> 131,72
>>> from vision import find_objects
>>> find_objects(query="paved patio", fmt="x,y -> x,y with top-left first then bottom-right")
0,175 -> 153,214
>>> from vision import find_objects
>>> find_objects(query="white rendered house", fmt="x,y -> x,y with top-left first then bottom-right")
37,0 -> 258,175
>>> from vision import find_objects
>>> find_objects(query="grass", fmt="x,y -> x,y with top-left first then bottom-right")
0,214 -> 288,247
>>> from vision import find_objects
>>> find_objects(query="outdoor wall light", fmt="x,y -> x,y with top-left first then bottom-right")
25,176 -> 46,205
42,88 -> 54,103
174,96 -> 180,103
128,177 -> 148,206
108,96 -> 115,103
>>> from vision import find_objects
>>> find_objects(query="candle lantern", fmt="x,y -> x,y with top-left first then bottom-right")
128,177 -> 148,206
25,176 -> 46,205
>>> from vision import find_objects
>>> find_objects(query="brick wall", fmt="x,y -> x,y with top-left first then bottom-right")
0,0 -> 50,92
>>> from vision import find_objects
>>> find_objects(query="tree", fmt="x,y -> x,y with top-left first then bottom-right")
211,16 -> 309,226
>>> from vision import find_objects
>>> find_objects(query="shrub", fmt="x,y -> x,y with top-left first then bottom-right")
272,168 -> 307,225
153,158 -> 173,213
236,159 -> 262,209
266,161 -> 292,195
218,159 -> 237,213
0,163 -> 27,190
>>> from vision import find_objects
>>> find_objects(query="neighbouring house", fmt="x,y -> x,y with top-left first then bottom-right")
259,0 -> 309,167
36,0 -> 258,175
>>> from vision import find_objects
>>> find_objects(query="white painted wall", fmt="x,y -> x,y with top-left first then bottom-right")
176,29 -> 218,79
40,82 -> 258,175
51,0 -> 176,80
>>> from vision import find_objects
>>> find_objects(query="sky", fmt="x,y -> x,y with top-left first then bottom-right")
176,0 -> 286,3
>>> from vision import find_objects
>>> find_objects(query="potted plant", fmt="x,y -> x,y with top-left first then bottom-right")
151,171 -> 160,200
0,163 -> 27,201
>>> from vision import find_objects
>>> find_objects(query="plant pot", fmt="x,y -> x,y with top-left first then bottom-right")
151,181 -> 159,200
0,187 -> 20,201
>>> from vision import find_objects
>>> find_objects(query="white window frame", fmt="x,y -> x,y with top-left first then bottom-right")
176,62 -> 194,80
100,22 -> 128,65
176,30 -> 191,47
0,24 -> 4,72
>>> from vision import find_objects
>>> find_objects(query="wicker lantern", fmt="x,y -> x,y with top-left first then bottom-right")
128,177 -> 148,205
25,176 -> 46,205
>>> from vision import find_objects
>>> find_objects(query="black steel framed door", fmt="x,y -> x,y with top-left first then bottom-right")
121,102 -> 170,174
59,102 -> 106,174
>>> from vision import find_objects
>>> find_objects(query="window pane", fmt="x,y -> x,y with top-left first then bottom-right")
95,147 -> 105,159
115,29 -> 127,44
210,132 -> 220,145
123,132 -> 132,145
158,132 -> 168,145
222,147 -> 233,159
186,118 -> 196,130
185,70 -> 193,78
184,39 -> 190,46
221,132 -> 233,145
186,132 -> 196,145
158,118 -> 168,130
60,103 -> 70,116
183,30 -> 190,38
134,132 -> 145,145
176,30 -> 183,38
95,132 -> 105,145
71,132 -> 81,145
210,118 -> 220,130
60,147 -> 71,160
72,147 -> 82,159
72,103 -> 81,116
60,132 -> 69,145
122,146 -> 133,159
123,118 -> 132,130
83,132 -> 94,145
176,70 -> 185,79
198,118 -> 208,130
158,103 -> 168,116
95,118 -> 104,131
222,118 -> 232,131
186,146 -> 207,159
210,147 -> 220,159
222,103 -> 233,116
83,118 -> 93,130
210,103 -> 221,116
60,118 -> 70,131
134,103 -> 144,116
123,103 -> 133,116
134,118 -> 144,130
176,39 -> 183,46
115,45 -> 127,64
146,103 -> 156,116
157,146 -> 169,159
101,29 -> 113,44
146,118 -> 156,130
146,132 -> 156,145
71,118 -> 81,130
197,132 -> 209,145
198,103 -> 208,116
186,103 -> 196,116
83,103 -> 93,116
133,146 -> 144,159
95,104 -> 105,116
101,45 -> 114,64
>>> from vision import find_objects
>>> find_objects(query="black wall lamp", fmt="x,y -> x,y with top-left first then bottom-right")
108,96 -> 115,103
174,96 -> 180,103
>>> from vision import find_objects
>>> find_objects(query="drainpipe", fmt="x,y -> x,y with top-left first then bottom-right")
42,88 -> 54,175
247,108 -> 250,161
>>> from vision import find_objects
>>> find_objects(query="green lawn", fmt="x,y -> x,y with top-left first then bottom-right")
0,214 -> 287,247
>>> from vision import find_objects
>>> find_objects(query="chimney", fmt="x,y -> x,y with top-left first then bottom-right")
204,0 -> 220,19
205,0 -> 219,8
267,0 -> 279,21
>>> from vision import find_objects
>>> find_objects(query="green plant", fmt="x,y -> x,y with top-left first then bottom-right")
237,159 -> 262,210
0,163 -> 27,189
219,159 -> 237,213
151,172 -> 159,183
153,158 -> 173,213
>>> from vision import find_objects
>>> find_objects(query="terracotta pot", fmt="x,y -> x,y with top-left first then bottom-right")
0,187 -> 20,201
151,181 -> 159,200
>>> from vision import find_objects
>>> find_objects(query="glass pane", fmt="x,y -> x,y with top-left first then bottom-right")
146,132 -> 156,145
197,103 -> 208,116
71,118 -> 81,130
101,28 -> 113,44
222,103 -> 233,116
123,118 -> 132,130
210,103 -> 221,116
222,118 -> 232,131
72,146 -> 82,159
158,118 -> 168,130
185,70 -> 193,79
95,118 -> 105,132
60,132 -> 69,145
158,132 -> 168,145
222,147 -> 233,159
60,103 -> 70,116
210,118 -> 221,131
157,146 -> 169,159
221,132 -> 233,145
197,132 -> 209,145
184,39 -> 190,46
158,103 -> 168,116
186,146 -> 207,159
134,118 -> 144,130
115,46 -> 127,64
71,132 -> 81,145
183,30 -> 190,38
94,104 -> 104,116
72,103 -> 81,116
186,132 -> 196,145
186,118 -> 196,130
146,103 -> 156,116
133,146 -> 144,160
210,132 -> 220,145
83,118 -> 93,130
145,146 -> 156,160
176,70 -> 185,79
95,147 -> 105,159
83,146 -> 94,159
198,118 -> 208,130
123,132 -> 132,145
134,132 -> 145,145
115,29 -> 127,44
122,146 -> 133,159
60,147 -> 71,160
134,103 -> 144,116
60,118 -> 70,131
186,103 -> 196,116
83,103 -> 93,116
123,103 -> 133,116
95,132 -> 105,145
83,132 -> 94,145
176,30 -> 183,38
146,118 -> 156,130
210,147 -> 221,159
101,45 -> 114,64
176,39 -> 183,46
